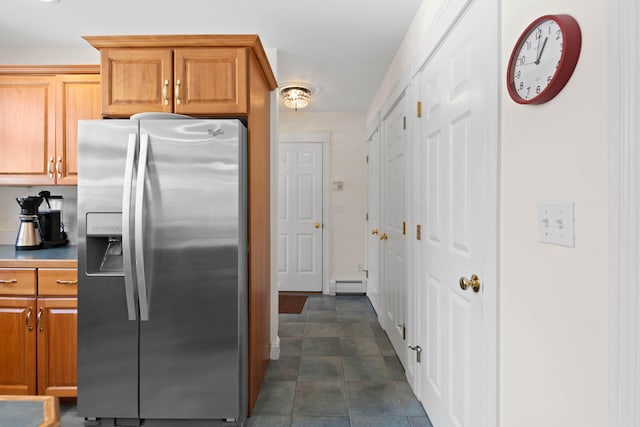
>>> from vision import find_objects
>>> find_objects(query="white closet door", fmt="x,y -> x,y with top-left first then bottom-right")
415,0 -> 496,425
366,128 -> 381,312
381,95 -> 408,368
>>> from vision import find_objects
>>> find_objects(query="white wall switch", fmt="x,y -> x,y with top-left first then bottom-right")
536,201 -> 575,247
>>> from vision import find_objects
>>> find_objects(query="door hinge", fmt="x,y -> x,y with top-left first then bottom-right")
402,221 -> 407,236
403,116 -> 406,130
416,224 -> 421,240
366,155 -> 369,163
417,101 -> 422,118
364,269 -> 369,279
366,213 -> 369,221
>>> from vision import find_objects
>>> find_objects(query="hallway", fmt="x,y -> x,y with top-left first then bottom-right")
249,294 -> 433,426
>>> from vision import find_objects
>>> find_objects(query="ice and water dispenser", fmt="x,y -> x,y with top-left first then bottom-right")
85,213 -> 124,275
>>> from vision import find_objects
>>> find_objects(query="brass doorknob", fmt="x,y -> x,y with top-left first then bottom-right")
314,222 -> 321,229
371,228 -> 379,235
459,274 -> 481,293
380,233 -> 388,241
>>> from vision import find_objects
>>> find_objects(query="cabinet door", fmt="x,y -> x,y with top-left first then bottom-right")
55,74 -> 101,185
0,76 -> 56,185
174,48 -> 248,115
101,48 -> 173,117
0,298 -> 36,395
36,298 -> 77,397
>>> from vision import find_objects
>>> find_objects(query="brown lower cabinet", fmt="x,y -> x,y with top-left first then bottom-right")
36,297 -> 77,396
0,267 -> 77,397
0,297 -> 36,395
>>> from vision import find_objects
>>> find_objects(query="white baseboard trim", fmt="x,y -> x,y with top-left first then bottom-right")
270,336 -> 280,360
331,279 -> 366,294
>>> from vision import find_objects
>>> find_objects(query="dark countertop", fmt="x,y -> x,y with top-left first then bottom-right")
0,245 -> 77,268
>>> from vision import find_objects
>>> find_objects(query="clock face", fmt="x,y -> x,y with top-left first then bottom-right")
507,15 -> 581,104
512,19 -> 562,101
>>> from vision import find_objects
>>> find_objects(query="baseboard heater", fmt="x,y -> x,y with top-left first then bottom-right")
330,279 -> 366,294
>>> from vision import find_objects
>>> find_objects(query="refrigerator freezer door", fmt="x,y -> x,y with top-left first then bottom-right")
137,119 -> 247,420
77,120 -> 140,419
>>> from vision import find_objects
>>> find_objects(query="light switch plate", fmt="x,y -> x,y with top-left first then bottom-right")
536,200 -> 575,247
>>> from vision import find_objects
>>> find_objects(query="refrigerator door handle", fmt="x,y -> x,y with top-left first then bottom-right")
122,133 -> 138,321
135,133 -> 150,321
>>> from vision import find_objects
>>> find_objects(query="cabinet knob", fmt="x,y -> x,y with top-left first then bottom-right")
26,307 -> 33,333
56,156 -> 63,178
37,308 -> 44,333
47,157 -> 54,178
175,79 -> 182,105
162,80 -> 170,106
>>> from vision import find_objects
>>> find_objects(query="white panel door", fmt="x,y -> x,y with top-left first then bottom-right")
278,142 -> 323,292
416,0 -> 495,426
382,95 -> 408,368
366,128 -> 381,313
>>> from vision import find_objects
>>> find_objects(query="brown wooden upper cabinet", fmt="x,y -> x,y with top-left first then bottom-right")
85,35 -> 275,118
0,67 -> 100,186
100,47 -> 246,116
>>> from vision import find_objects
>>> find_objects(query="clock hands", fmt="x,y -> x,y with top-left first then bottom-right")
535,37 -> 548,65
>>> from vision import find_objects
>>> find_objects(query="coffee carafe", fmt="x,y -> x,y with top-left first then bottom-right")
38,191 -> 68,248
15,196 -> 43,250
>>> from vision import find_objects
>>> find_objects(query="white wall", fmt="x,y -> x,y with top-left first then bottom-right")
0,48 -> 98,64
368,0 -> 609,426
279,112 -> 367,281
500,3 -> 608,426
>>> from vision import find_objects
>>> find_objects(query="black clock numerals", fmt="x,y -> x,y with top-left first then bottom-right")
508,15 -> 581,104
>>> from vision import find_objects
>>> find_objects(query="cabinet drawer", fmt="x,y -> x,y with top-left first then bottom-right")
38,269 -> 77,296
0,268 -> 36,296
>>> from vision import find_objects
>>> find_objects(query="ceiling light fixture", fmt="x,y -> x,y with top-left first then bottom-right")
39,0 -> 61,3
280,84 -> 312,111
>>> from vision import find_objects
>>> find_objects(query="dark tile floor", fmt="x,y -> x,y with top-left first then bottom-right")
248,294 -> 433,427
59,294 -> 433,427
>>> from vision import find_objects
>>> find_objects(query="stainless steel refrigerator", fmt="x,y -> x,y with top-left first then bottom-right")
77,116 -> 248,426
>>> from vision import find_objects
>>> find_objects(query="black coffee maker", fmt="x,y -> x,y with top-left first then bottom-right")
37,191 -> 68,248
15,196 -> 44,250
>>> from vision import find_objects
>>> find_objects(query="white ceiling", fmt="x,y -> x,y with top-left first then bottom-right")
0,0 -> 423,112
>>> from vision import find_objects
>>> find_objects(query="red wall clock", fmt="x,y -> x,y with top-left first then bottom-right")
507,14 -> 582,104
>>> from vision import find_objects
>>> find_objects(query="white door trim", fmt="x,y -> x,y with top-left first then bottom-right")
409,0 -> 499,425
609,0 -> 640,425
279,131 -> 331,295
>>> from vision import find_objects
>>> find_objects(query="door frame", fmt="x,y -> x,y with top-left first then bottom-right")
365,117 -> 382,313
279,132 -> 331,294
407,0 -> 499,425
609,0 -> 640,425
